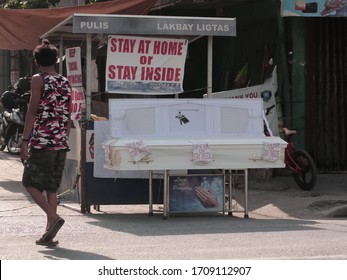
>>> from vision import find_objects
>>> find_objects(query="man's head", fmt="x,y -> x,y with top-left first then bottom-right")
33,39 -> 58,67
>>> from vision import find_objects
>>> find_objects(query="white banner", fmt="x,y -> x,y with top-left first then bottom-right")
207,67 -> 279,136
106,35 -> 188,95
65,47 -> 83,87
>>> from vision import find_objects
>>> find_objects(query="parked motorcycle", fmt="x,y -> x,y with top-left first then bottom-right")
0,77 -> 31,154
0,106 -> 24,154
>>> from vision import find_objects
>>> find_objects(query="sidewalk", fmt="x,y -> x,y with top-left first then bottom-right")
1,150 -> 347,259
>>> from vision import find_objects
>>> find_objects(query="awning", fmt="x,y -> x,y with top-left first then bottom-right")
0,0 -> 157,50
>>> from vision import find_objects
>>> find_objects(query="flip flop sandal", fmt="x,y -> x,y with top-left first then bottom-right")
41,217 -> 65,242
36,238 -> 59,247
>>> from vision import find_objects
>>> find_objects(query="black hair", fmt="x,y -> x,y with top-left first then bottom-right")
33,39 -> 58,67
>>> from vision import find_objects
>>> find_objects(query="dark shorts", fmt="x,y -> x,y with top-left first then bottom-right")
22,149 -> 67,193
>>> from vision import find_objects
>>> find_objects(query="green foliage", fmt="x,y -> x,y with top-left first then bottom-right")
2,0 -> 22,8
2,0 -> 60,9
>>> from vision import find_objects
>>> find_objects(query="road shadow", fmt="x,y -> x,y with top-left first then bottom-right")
38,247 -> 113,260
0,180 -> 29,196
0,150 -> 21,160
83,211 -> 320,237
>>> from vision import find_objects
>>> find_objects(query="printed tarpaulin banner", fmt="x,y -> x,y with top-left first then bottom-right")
106,35 -> 188,95
169,175 -> 224,213
282,0 -> 347,17
65,47 -> 83,87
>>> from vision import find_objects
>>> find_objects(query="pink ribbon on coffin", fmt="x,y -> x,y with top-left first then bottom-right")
125,140 -> 150,162
263,141 -> 281,162
192,143 -> 213,162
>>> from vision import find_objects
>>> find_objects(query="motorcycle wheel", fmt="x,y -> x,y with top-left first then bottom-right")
0,143 -> 6,151
292,150 -> 317,191
7,134 -> 22,154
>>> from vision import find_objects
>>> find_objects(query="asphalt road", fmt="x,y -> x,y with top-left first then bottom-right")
1,151 -> 347,260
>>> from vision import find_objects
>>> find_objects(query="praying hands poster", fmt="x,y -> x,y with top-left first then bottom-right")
169,175 -> 224,213
106,35 -> 188,94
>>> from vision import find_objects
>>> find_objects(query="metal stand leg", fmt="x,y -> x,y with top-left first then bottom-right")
244,169 -> 249,218
148,170 -> 153,216
163,170 -> 168,220
222,170 -> 226,216
228,170 -> 233,216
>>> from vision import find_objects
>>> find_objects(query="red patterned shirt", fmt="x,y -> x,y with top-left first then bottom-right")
30,73 -> 71,150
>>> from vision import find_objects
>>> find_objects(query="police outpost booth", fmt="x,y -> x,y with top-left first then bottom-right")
41,13 -> 287,218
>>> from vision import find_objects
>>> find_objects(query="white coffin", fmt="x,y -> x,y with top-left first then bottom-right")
103,137 -> 287,171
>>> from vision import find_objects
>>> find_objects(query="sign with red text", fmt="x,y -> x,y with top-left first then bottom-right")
66,47 -> 83,87
106,35 -> 188,95
71,87 -> 85,121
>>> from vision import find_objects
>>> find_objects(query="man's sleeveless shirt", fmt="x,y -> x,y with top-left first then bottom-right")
30,73 -> 71,150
